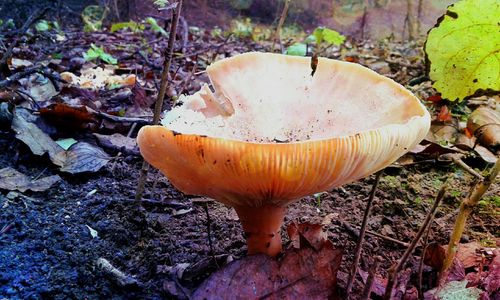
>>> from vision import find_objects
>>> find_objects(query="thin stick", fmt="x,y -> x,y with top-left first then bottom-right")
135,0 -> 183,201
452,156 -> 483,180
440,158 -> 500,280
360,256 -> 381,300
271,0 -> 290,53
346,171 -> 383,296
96,257 -> 139,287
383,183 -> 447,299
417,219 -> 434,299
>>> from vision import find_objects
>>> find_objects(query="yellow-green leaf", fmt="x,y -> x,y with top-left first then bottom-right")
425,0 -> 500,101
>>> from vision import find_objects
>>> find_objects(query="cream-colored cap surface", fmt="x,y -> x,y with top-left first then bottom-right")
138,52 -> 430,207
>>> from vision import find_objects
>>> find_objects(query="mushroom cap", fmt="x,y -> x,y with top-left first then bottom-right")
138,52 -> 430,207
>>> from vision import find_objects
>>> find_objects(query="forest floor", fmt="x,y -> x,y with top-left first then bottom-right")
0,12 -> 499,300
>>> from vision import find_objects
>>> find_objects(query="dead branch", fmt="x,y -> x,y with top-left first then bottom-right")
346,171 -> 383,296
440,158 -> 500,281
383,183 -> 447,299
342,221 -> 410,248
271,0 -> 290,53
135,0 -> 183,201
360,256 -> 381,300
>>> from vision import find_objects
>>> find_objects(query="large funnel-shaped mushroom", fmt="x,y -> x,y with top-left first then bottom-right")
138,52 -> 430,256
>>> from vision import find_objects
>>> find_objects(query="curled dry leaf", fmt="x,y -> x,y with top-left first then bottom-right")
0,167 -> 61,192
467,106 -> 500,150
193,243 -> 342,300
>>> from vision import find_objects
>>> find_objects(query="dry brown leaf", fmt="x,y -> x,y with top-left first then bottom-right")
467,106 -> 500,150
287,222 -> 327,251
0,167 -> 61,192
192,242 -> 342,300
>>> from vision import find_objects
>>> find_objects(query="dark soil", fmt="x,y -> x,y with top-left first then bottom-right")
1,129 -> 497,299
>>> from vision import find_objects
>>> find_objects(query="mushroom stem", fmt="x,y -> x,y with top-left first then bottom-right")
233,205 -> 286,257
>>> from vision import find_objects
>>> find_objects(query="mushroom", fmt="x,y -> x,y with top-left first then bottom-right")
137,52 -> 430,256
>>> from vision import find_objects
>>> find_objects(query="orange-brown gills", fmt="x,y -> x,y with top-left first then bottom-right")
138,52 -> 431,256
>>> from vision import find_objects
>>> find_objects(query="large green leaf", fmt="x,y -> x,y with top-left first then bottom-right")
425,0 -> 500,101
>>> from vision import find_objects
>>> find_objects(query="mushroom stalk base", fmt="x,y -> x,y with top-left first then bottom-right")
233,205 -> 286,257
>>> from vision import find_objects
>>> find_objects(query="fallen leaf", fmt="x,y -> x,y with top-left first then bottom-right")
437,105 -> 453,122
424,242 -> 446,269
287,222 -> 327,251
21,73 -> 58,102
427,94 -> 442,103
358,268 -> 387,297
192,242 -> 342,300
467,106 -> 500,150
425,242 -> 484,270
39,103 -> 96,131
0,167 -> 61,192
9,58 -> 33,69
11,107 -> 64,160
483,250 -> 499,295
474,145 -> 497,164
93,133 -> 138,154
54,142 -> 111,174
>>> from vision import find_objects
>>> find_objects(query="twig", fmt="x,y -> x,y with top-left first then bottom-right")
383,183 -> 447,299
361,256 -> 381,300
178,16 -> 188,53
87,107 -> 151,124
96,257 -> 139,287
440,158 -> 500,281
0,65 -> 42,88
417,217 -> 434,299
452,156 -> 483,179
0,7 -> 49,72
271,0 -> 290,53
204,203 -> 215,257
135,0 -> 183,201
342,222 -> 410,248
346,171 -> 383,296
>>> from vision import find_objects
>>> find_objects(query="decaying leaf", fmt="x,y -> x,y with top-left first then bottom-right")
12,108 -> 110,173
467,106 -> 500,150
425,0 -> 500,101
0,167 -> 61,192
53,142 -> 111,174
93,133 -> 138,154
193,223 -> 342,300
39,103 -> 96,131
12,107 -> 64,160
483,250 -> 499,295
20,73 -> 58,102
287,222 -> 327,251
